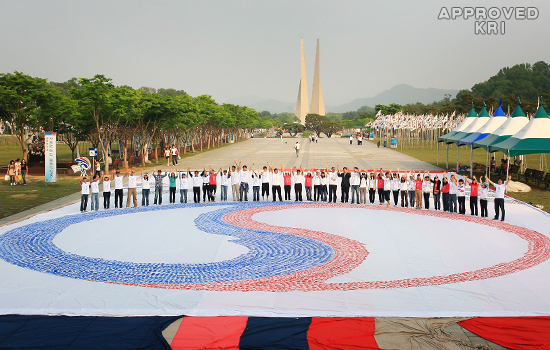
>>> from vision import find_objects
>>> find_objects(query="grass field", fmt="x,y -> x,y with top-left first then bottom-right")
371,138 -> 550,213
0,176 -> 81,220
1,135 -> 244,220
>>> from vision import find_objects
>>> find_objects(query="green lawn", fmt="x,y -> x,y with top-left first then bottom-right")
0,176 -> 81,220
371,138 -> 550,213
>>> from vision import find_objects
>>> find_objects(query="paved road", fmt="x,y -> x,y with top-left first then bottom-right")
162,137 -> 442,171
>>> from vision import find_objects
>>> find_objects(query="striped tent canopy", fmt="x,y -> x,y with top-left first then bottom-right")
438,104 -> 477,144
472,101 -> 529,152
491,102 -> 550,157
445,104 -> 490,144
457,104 -> 508,147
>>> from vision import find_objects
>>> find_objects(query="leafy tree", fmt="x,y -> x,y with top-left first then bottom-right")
283,122 -> 305,137
305,114 -> 329,136
0,72 -> 60,160
318,121 -> 342,138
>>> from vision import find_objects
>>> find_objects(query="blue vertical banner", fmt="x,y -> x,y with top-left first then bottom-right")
45,132 -> 57,183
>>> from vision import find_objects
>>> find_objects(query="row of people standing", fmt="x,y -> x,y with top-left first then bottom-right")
78,165 -> 511,221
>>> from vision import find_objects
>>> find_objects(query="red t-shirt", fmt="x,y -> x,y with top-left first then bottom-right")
284,174 -> 292,186
305,175 -> 313,187
415,179 -> 423,190
377,177 -> 384,189
209,173 -> 217,185
470,183 -> 479,197
441,183 -> 450,193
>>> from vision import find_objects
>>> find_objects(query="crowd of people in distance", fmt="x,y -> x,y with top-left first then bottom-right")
78,160 -> 512,221
5,159 -> 29,186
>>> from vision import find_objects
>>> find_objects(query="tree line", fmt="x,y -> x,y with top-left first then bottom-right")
0,72 -> 258,172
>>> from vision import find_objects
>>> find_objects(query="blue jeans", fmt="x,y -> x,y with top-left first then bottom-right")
179,189 -> 187,203
351,185 -> 360,203
221,185 -> 228,201
408,190 -> 415,208
305,186 -> 312,201
449,194 -> 457,213
253,186 -> 260,201
142,189 -> 150,206
90,193 -> 99,211
154,187 -> 163,205
80,194 -> 88,212
240,183 -> 249,201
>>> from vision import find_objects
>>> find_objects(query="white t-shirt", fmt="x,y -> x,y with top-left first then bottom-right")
350,172 -> 361,186
422,180 -> 432,192
230,170 -> 240,185
383,176 -> 391,191
313,175 -> 321,186
320,176 -> 328,186
81,182 -> 90,195
360,177 -> 368,188
171,148 -> 177,156
142,178 -> 150,190
220,173 -> 230,186
449,182 -> 458,195
408,179 -> 416,191
457,184 -> 466,197
400,180 -> 408,191
202,173 -> 210,184
479,186 -> 489,199
191,174 -> 202,187
251,172 -> 261,186
239,170 -> 250,183
127,175 -> 137,189
391,178 -> 400,191
178,175 -> 188,189
328,171 -> 338,186
271,172 -> 282,186
494,184 -> 506,198
103,180 -> 111,193
90,181 -> 99,193
293,173 -> 304,185
114,176 -> 124,190
261,171 -> 271,183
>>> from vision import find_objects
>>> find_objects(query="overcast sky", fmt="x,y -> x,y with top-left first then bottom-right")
1,0 -> 548,106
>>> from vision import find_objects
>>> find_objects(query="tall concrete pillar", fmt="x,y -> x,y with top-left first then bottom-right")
295,39 -> 309,125
311,39 -> 325,116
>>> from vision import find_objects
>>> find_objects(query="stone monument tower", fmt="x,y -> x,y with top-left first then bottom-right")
310,39 -> 325,116
295,39 -> 309,124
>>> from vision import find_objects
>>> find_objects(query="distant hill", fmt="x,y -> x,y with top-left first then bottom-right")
229,84 -> 458,114
326,84 -> 459,112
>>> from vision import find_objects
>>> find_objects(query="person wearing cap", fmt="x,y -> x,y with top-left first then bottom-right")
422,172 -> 432,210
113,170 -> 124,209
152,169 -> 167,205
486,175 -> 511,221
101,171 -> 112,209
126,169 -> 138,208
141,171 -> 151,206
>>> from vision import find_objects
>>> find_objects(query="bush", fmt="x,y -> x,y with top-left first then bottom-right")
302,130 -> 314,138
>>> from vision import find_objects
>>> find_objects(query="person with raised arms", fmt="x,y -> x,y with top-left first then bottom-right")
486,175 -> 511,221
236,160 -> 252,202
229,164 -> 240,201
188,167 -> 202,203
219,167 -> 230,202
126,169 -> 138,208
407,172 -> 416,208
327,165 -> 338,203
350,167 -> 361,204
168,171 -> 178,204
478,175 -> 489,218
422,171 -> 432,210
268,162 -> 283,201
448,172 -> 458,213
337,165 -> 351,203
113,170 -> 125,209
250,164 -> 261,202
140,171 -> 151,206
368,172 -> 377,204
261,165 -> 270,201
304,170 -> 313,201
293,167 -> 304,202
152,169 -> 167,205
464,175 -> 479,216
